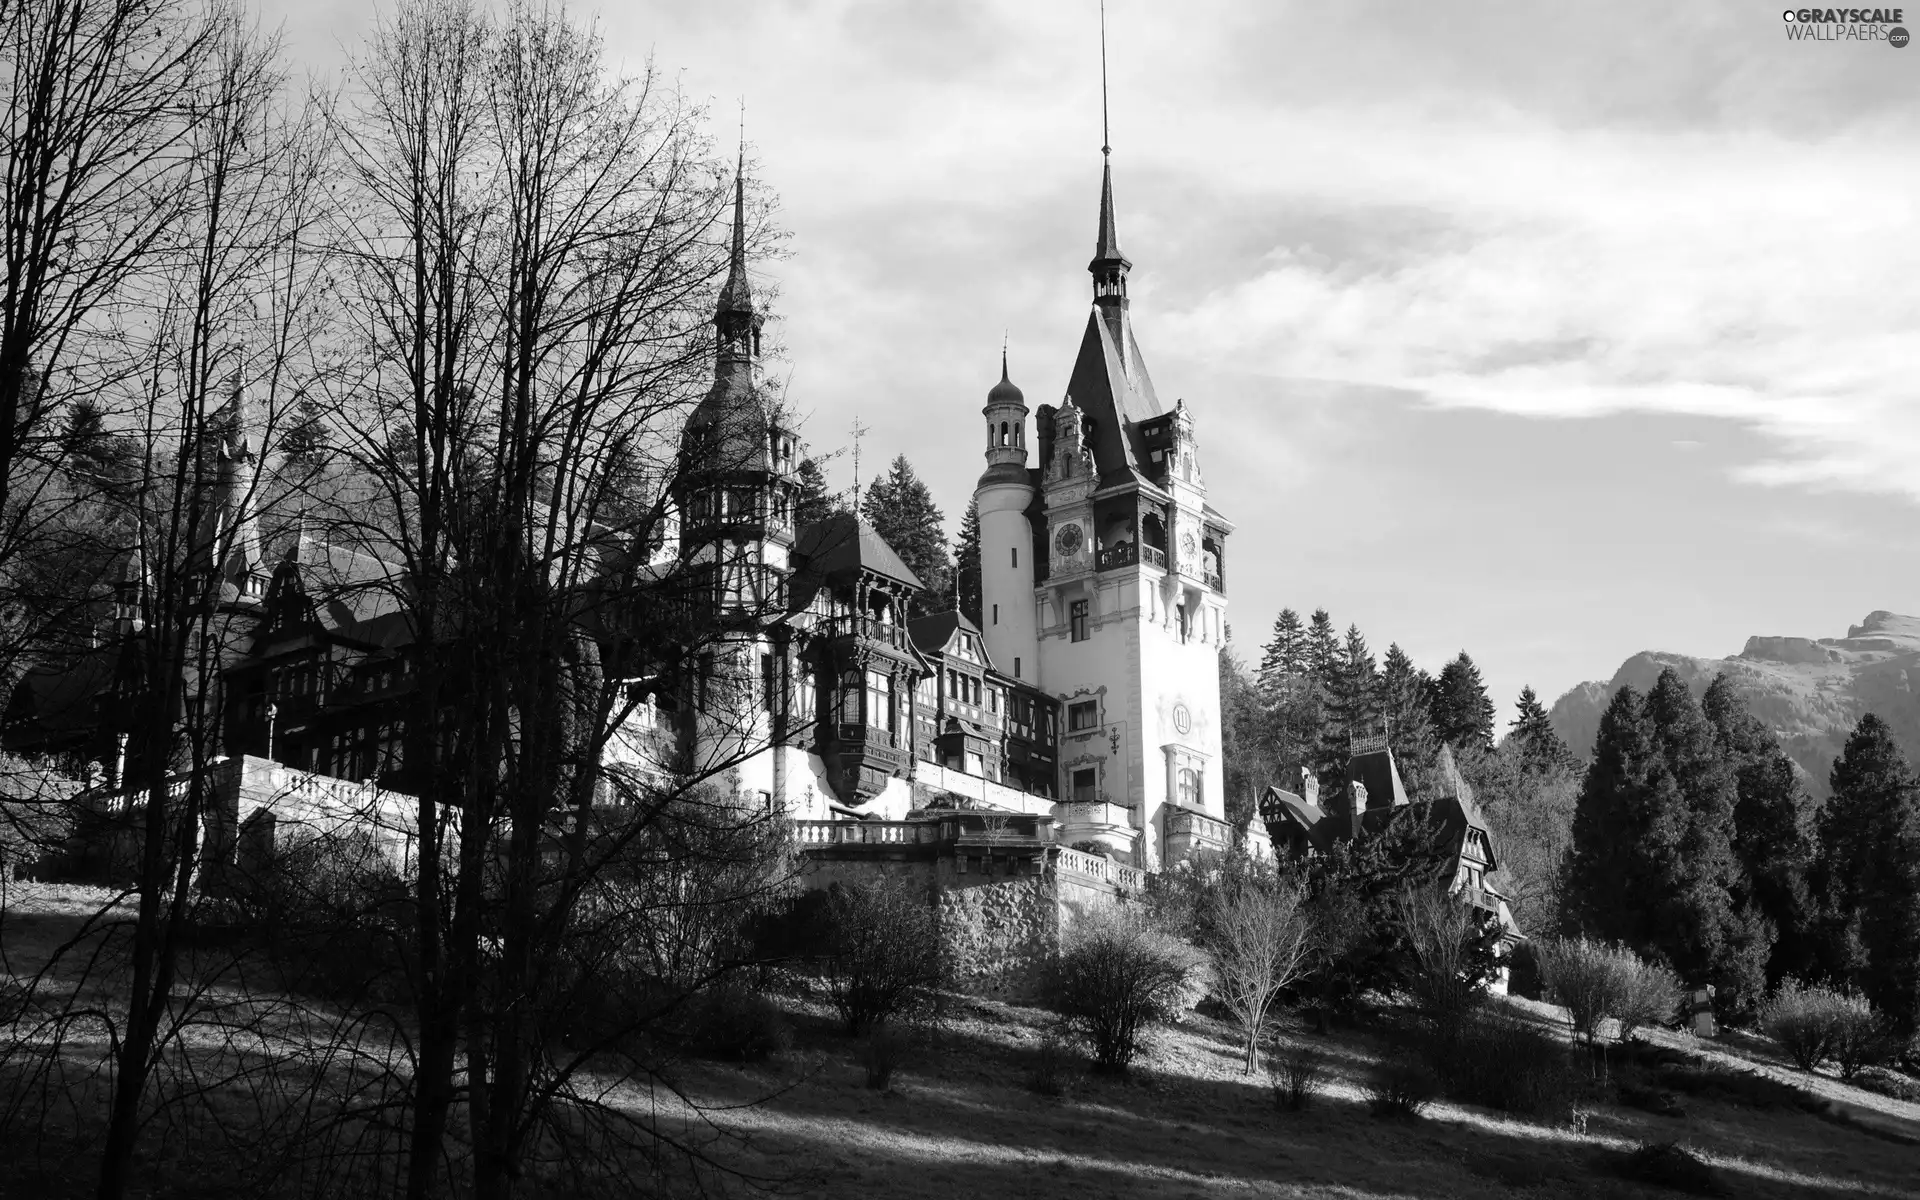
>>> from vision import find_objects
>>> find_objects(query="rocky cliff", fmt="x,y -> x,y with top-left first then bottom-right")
1547,611 -> 1920,802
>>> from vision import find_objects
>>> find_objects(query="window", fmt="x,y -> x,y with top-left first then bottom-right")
867,670 -> 894,732
1068,700 -> 1097,732
1011,547 -> 1017,568
1013,656 -> 1021,679
992,603 -> 998,625
1073,768 -> 1097,804
1069,599 -> 1089,642
760,652 -> 776,713
1176,601 -> 1190,643
1179,767 -> 1201,808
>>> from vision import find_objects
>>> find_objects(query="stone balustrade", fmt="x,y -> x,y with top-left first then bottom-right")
792,819 -> 932,846
1051,845 -> 1147,891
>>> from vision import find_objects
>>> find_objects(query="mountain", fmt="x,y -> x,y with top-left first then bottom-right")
1548,611 -> 1920,802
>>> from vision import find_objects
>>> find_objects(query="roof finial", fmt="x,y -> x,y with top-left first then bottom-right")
1002,330 -> 1009,380
715,108 -> 753,324
1099,0 -> 1111,157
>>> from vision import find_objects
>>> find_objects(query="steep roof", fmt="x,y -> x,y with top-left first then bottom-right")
1348,734 -> 1411,811
792,513 -> 924,591
1064,308 -> 1163,491
906,610 -> 997,671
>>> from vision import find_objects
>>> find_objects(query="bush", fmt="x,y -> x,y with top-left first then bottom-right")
1026,1027 -> 1072,1097
1617,1080 -> 1687,1118
1829,995 -> 1901,1081
1364,1060 -> 1438,1119
1758,979 -> 1845,1071
1853,1067 -> 1920,1103
1617,1142 -> 1722,1196
860,1026 -> 911,1090
819,876 -> 946,1036
681,983 -> 791,1061
1421,1007 -> 1583,1121
1534,937 -> 1677,1048
1396,886 -> 1497,1041
1267,1047 -> 1325,1112
1051,906 -> 1201,1072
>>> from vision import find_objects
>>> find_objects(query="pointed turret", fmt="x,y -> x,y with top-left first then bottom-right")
714,147 -> 756,345
192,362 -> 265,606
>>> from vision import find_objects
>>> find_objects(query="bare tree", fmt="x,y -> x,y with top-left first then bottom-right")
325,2 -> 792,1194
1207,872 -> 1314,1074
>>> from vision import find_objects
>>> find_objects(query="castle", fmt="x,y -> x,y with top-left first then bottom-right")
5,141 -> 1509,965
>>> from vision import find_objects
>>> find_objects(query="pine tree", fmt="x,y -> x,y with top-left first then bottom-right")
1701,674 -> 1817,985
1563,684 -> 1658,942
952,498 -> 981,625
793,457 -> 840,529
861,454 -> 950,614
1379,643 -> 1440,798
280,393 -> 333,466
1313,625 -> 1379,817
1429,652 -> 1496,753
1508,685 -> 1579,776
1816,714 -> 1920,1034
1640,668 -> 1769,1010
1257,608 -> 1306,701
1219,634 -> 1274,830
1304,609 -> 1340,686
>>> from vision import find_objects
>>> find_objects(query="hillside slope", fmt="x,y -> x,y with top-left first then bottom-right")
1549,611 -> 1920,801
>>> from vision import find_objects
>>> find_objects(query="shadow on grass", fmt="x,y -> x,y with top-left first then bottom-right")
682,1005 -> 1920,1200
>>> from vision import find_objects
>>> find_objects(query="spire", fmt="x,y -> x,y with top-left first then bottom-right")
1088,1 -> 1130,296
714,141 -> 753,326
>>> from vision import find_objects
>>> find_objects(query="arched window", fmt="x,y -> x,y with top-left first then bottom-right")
1178,767 -> 1201,808
1000,421 -> 1009,446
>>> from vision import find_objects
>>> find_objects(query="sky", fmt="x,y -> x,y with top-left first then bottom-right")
260,0 -> 1920,724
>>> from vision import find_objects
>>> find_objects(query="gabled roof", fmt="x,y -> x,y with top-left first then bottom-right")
907,610 -> 989,662
792,513 -> 924,591
1064,309 -> 1164,491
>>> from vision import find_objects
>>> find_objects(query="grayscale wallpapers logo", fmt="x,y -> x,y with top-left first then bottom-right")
1781,8 -> 1910,43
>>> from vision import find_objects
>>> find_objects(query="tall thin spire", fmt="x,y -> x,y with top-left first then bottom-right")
1100,0 -> 1111,157
715,131 -> 753,325
1089,1 -> 1129,292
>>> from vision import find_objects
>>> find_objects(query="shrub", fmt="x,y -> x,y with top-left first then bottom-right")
1534,936 -> 1676,1049
1026,1027 -> 1072,1097
1365,1060 -> 1438,1119
682,983 -> 791,1061
1853,1067 -> 1920,1103
1051,905 -> 1201,1072
1829,995 -> 1901,1081
1615,957 -> 1684,1041
819,876 -> 946,1036
860,1026 -> 911,1090
1396,885 -> 1496,1042
1421,1006 -> 1583,1121
1758,979 -> 1846,1072
1617,1080 -> 1687,1118
1267,1047 -> 1325,1112
1617,1142 -> 1722,1196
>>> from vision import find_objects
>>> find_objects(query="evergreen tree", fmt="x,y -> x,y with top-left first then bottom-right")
60,397 -> 137,485
1429,652 -> 1496,753
1257,608 -> 1306,701
1815,714 -> 1920,1034
793,457 -> 840,529
1701,674 -> 1818,985
1304,608 -> 1340,687
860,454 -> 950,612
952,498 -> 981,625
280,393 -> 334,466
1379,643 -> 1440,799
1563,684 -> 1658,943
1219,632 -> 1274,830
1508,685 -> 1579,776
1313,625 -> 1379,816
1640,668 -> 1769,1011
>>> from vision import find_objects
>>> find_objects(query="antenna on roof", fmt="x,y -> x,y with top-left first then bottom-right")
1099,0 -> 1110,157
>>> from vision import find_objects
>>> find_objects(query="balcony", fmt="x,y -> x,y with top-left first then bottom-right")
1052,845 -> 1148,892
1204,570 -> 1223,591
793,819 -> 933,846
1095,542 -> 1135,571
1141,544 -> 1167,569
1165,805 -> 1231,864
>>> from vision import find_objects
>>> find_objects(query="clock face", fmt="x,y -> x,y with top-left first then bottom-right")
1173,703 -> 1192,735
1055,523 -> 1083,555
1180,531 -> 1198,557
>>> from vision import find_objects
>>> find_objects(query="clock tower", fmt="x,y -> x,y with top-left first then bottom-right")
979,151 -> 1233,868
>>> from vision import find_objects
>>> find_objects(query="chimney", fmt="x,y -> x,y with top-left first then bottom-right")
1349,780 -> 1369,841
